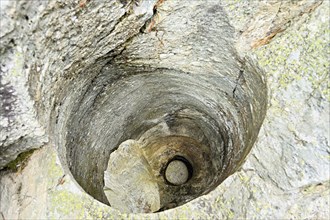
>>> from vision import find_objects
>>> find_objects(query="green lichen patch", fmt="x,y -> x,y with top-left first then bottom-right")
46,148 -> 64,180
49,190 -> 125,220
254,2 -> 330,101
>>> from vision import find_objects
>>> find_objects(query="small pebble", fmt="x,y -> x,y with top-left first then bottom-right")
165,160 -> 189,185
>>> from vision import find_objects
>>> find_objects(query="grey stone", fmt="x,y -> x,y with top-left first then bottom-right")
165,160 -> 189,185
0,0 -> 329,219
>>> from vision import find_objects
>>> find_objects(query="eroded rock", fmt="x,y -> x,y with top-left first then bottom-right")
0,0 -> 328,219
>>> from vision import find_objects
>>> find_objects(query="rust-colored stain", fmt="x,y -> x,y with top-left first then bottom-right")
251,28 -> 284,49
79,0 -> 90,8
251,1 -> 322,49
56,174 -> 66,187
146,0 -> 166,33
146,18 -> 157,33
155,0 -> 165,8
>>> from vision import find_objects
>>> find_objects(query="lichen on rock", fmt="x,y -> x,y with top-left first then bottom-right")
0,0 -> 329,219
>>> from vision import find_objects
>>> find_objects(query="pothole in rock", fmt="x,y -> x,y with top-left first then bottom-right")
51,61 -> 267,213
47,4 -> 268,212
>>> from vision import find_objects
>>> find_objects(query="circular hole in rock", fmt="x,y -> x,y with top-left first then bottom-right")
52,64 -> 267,213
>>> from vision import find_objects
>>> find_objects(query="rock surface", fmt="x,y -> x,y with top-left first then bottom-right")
104,140 -> 160,213
0,0 -> 329,219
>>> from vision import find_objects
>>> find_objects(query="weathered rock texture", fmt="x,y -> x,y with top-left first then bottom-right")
104,139 -> 161,213
0,0 -> 329,219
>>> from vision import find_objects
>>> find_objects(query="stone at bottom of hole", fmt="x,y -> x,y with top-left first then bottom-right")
165,160 -> 189,185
